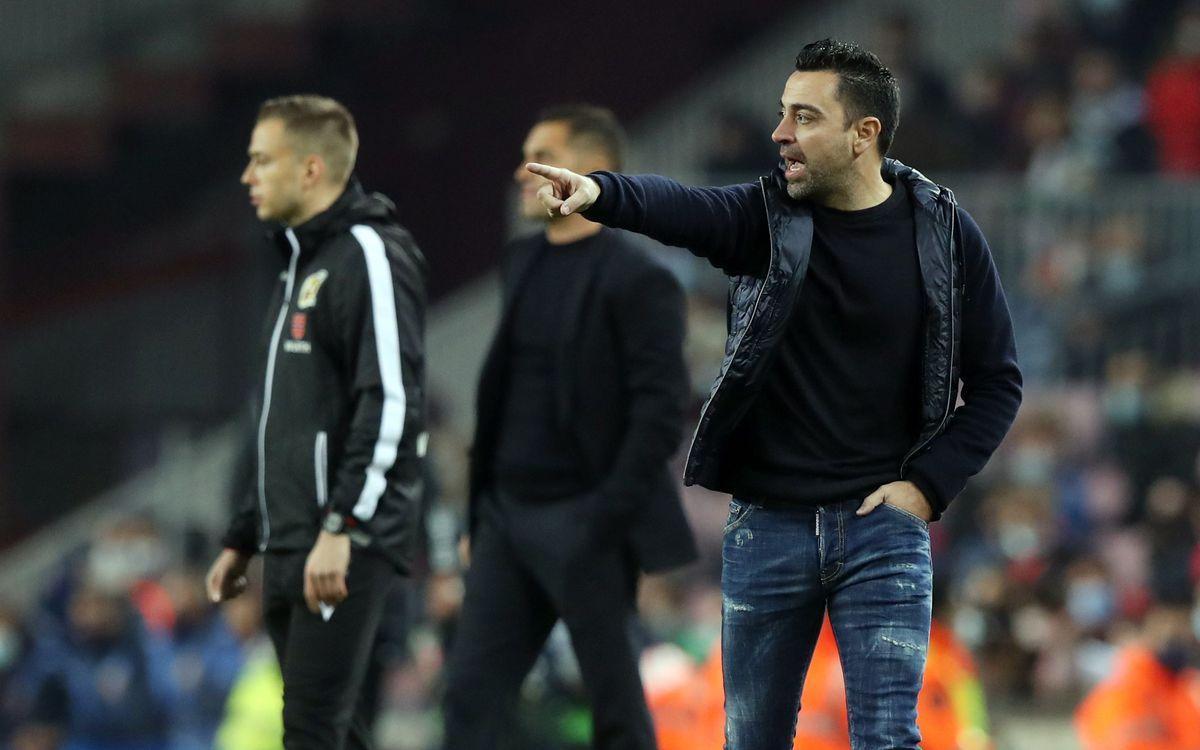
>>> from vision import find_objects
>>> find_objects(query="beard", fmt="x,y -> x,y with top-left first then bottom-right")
785,159 -> 843,202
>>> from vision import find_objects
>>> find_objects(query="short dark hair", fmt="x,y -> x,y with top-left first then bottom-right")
258,94 -> 359,184
795,39 -> 900,156
536,104 -> 627,170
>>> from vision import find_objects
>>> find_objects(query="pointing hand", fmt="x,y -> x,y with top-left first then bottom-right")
526,163 -> 601,216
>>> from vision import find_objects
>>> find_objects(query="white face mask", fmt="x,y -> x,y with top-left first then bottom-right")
87,538 -> 166,592
1066,579 -> 1114,629
1192,605 -> 1200,642
997,522 -> 1041,560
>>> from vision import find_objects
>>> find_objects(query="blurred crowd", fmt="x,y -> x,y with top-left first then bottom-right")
0,521 -> 280,750
705,2 -> 1200,187
929,358 -> 1200,703
5,354 -> 1199,748
4,2 -> 1200,749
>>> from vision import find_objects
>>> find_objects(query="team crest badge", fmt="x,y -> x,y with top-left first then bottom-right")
297,270 -> 329,309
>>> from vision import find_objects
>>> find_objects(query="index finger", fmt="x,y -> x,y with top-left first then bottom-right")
526,162 -> 569,181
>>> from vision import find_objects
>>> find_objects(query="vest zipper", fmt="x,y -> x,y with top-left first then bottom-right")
901,192 -> 957,475
685,177 -> 777,470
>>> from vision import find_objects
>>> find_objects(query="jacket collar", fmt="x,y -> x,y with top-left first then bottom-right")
883,158 -> 957,224
764,157 -> 956,225
269,178 -> 395,260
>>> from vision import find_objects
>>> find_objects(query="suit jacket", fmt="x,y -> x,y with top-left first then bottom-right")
469,228 -> 697,573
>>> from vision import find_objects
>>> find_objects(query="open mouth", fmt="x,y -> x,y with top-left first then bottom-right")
784,157 -> 806,178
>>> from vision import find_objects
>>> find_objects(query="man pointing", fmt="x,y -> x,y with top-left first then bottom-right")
529,39 -> 1021,750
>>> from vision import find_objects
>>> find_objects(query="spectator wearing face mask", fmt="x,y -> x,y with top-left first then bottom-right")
21,579 -> 179,750
85,518 -> 174,633
1075,600 -> 1200,750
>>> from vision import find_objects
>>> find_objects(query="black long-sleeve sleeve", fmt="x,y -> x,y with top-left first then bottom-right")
904,208 -> 1023,516
325,230 -> 425,524
584,172 -> 769,276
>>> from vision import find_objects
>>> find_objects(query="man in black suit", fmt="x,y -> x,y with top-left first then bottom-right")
442,105 -> 696,750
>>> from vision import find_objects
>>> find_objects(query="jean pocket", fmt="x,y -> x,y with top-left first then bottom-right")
881,502 -> 930,528
723,499 -> 757,534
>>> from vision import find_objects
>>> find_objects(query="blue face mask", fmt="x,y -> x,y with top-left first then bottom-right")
1066,580 -> 1114,629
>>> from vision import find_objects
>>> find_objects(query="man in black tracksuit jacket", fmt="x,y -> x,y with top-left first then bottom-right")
442,106 -> 696,750
528,42 -> 1021,750
206,96 -> 425,750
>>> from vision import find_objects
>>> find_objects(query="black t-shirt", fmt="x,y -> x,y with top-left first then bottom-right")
492,234 -> 601,500
729,178 -> 924,505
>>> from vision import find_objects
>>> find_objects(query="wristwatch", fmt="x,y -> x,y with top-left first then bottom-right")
322,512 -> 349,535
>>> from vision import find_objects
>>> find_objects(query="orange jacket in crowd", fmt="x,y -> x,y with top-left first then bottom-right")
1075,646 -> 1200,750
648,617 -> 992,750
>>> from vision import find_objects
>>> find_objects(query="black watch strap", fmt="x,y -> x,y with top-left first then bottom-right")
322,512 -> 348,535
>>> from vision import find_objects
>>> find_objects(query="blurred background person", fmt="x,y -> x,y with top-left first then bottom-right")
1075,598 -> 1200,750
442,104 -> 696,750
1145,3 -> 1200,176
20,577 -> 178,750
206,94 -> 427,750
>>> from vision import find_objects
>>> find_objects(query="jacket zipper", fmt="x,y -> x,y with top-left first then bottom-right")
900,192 -> 957,475
314,430 -> 328,508
256,230 -> 302,550
685,176 -> 777,467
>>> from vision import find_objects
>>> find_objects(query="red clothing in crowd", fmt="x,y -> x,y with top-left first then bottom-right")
1145,58 -> 1200,174
1076,646 -> 1200,750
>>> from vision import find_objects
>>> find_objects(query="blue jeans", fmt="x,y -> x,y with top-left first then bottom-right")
721,496 -> 933,750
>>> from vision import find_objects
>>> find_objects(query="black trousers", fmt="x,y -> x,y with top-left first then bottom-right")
263,548 -> 397,750
443,490 -> 656,750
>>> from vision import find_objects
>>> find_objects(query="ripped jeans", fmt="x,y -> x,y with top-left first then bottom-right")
721,496 -> 933,750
